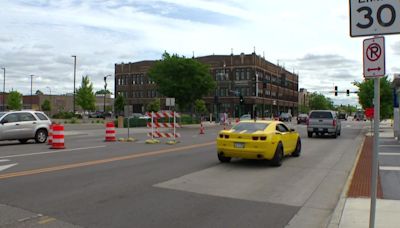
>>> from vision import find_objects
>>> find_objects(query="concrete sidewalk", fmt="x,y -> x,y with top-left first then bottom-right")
329,120 -> 400,228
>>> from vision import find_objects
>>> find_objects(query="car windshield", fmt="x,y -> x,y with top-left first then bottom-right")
280,113 -> 290,117
0,112 -> 5,118
299,114 -> 308,117
232,122 -> 269,132
310,111 -> 333,119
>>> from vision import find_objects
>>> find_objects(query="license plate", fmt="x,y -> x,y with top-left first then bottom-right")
234,142 -> 245,148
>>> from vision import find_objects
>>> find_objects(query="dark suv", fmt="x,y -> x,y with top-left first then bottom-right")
0,111 -> 51,143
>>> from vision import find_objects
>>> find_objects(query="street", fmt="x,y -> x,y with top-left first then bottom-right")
0,120 -> 368,228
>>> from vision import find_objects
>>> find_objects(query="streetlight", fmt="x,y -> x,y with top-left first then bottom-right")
30,74 -> 35,109
46,86 -> 52,115
1,67 -> 5,111
104,74 -> 111,119
71,55 -> 77,113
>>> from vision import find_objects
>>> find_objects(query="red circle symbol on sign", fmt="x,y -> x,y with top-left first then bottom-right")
366,43 -> 381,62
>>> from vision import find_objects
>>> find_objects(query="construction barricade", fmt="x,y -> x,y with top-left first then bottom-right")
51,124 -> 65,149
145,111 -> 181,144
105,122 -> 117,142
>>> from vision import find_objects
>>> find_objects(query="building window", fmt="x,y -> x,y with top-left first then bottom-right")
240,69 -> 245,80
235,70 -> 240,81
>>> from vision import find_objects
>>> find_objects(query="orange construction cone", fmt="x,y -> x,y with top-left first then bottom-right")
105,122 -> 117,142
51,124 -> 65,149
47,124 -> 53,145
199,123 -> 205,134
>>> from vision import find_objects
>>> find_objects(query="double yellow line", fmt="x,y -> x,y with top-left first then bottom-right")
0,141 -> 215,180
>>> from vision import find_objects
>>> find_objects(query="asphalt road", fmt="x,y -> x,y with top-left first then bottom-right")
0,120 -> 368,228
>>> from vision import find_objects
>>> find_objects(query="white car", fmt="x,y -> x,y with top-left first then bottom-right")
0,111 -> 51,143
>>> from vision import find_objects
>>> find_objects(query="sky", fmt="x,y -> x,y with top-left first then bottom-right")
1,0 -> 400,106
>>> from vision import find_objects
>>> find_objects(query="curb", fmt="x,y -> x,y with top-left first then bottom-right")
326,134 -> 366,228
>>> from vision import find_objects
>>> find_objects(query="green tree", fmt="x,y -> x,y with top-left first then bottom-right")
148,52 -> 216,110
194,99 -> 208,115
7,91 -> 22,110
114,94 -> 126,116
146,99 -> 160,112
353,76 -> 393,119
309,93 -> 334,110
298,104 -> 310,114
41,99 -> 51,112
95,89 -> 112,95
76,76 -> 96,114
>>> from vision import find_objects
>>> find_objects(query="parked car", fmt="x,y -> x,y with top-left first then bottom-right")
354,111 -> 365,121
132,113 -> 151,120
297,113 -> 308,124
216,120 -> 301,166
240,114 -> 251,120
307,110 -> 341,138
0,111 -> 51,143
279,112 -> 292,122
338,113 -> 348,120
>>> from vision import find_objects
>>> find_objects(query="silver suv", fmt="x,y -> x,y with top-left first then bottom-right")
307,110 -> 341,138
0,111 -> 51,143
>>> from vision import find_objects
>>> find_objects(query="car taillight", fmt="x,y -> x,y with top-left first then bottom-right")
252,136 -> 259,140
333,119 -> 336,127
260,136 -> 267,141
224,135 -> 229,139
219,134 -> 223,138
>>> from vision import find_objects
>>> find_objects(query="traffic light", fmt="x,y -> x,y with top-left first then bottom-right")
346,89 -> 350,96
334,86 -> 338,96
239,94 -> 244,104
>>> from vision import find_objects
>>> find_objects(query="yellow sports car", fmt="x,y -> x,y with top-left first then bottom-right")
216,120 -> 301,166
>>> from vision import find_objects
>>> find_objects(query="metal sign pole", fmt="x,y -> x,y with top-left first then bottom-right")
370,77 -> 380,228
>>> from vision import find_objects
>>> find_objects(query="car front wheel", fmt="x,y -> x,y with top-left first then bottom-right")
35,129 -> 48,143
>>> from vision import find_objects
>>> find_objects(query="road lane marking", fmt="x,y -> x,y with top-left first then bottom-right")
0,159 -> 10,162
379,153 -> 400,156
0,146 -> 106,159
379,145 -> 400,148
0,141 -> 215,180
38,217 -> 56,224
379,166 -> 400,171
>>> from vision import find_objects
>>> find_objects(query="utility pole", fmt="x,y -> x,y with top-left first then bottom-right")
71,55 -> 77,113
1,67 -> 5,111
30,75 -> 35,109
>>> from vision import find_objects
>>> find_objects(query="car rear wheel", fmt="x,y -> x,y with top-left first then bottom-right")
218,153 -> 231,163
292,138 -> 301,157
35,129 -> 48,143
307,132 -> 313,138
271,143 -> 283,167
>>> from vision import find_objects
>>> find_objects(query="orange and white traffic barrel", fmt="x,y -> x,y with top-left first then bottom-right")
51,124 -> 65,149
105,122 -> 117,142
47,124 -> 53,145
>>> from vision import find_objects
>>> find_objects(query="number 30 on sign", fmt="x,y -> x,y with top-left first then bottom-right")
350,0 -> 400,37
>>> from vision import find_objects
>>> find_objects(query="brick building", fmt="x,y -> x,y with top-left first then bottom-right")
115,53 -> 299,118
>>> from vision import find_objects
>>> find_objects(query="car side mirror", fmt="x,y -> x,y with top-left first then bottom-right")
0,120 -> 8,124
290,128 -> 295,132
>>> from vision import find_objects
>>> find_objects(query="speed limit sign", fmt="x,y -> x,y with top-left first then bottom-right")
350,0 -> 400,37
